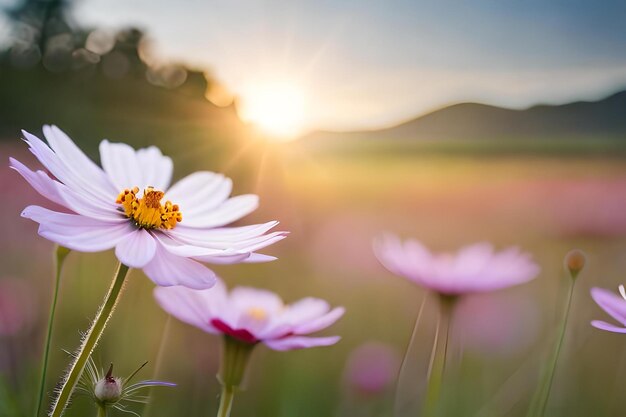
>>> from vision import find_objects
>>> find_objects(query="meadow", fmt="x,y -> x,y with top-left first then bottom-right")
2,131 -> 626,417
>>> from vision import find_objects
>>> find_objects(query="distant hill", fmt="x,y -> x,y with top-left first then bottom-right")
302,90 -> 626,144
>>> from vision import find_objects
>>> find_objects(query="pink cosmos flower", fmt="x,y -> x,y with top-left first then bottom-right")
590,285 -> 626,333
153,279 -> 345,351
9,126 -> 286,289
373,235 -> 540,296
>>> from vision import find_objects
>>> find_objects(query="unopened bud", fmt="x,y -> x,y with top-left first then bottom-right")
94,364 -> 122,404
564,249 -> 586,279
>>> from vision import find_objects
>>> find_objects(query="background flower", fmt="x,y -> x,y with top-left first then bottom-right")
590,286 -> 626,333
373,235 -> 540,295
154,279 -> 344,351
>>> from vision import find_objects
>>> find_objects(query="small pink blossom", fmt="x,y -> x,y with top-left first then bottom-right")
343,342 -> 400,396
10,126 -> 287,289
154,279 -> 344,351
590,286 -> 626,333
373,235 -> 540,296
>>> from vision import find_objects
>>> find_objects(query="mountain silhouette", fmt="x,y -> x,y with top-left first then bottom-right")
303,90 -> 626,143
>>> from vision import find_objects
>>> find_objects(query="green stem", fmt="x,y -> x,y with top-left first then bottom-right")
36,246 -> 70,417
217,386 -> 235,417
216,336 -> 255,417
423,295 -> 455,417
532,280 -> 576,417
49,262 -> 130,417
393,294 -> 427,416
96,405 -> 107,417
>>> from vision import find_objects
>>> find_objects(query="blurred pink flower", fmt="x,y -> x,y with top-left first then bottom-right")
10,125 -> 286,289
154,279 -> 344,351
343,342 -> 400,396
373,235 -> 540,296
590,286 -> 626,333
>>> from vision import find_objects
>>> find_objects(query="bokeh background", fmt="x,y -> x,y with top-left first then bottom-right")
1,1 -> 626,416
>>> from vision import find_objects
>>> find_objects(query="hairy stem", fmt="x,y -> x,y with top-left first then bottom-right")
49,263 -> 130,417
36,246 -> 70,417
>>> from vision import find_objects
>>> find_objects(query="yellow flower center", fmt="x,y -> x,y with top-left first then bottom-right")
246,307 -> 268,321
115,186 -> 182,230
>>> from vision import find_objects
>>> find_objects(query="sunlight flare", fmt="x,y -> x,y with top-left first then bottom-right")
238,81 -> 307,140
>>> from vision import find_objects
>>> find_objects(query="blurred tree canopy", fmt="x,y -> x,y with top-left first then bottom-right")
0,0 -> 251,174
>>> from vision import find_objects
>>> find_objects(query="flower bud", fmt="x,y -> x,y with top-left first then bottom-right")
564,249 -> 586,279
94,364 -> 122,404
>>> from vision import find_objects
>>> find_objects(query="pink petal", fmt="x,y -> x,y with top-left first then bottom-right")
143,244 -> 216,289
153,286 -> 217,334
591,287 -> 626,326
115,229 -> 157,268
591,320 -> 626,333
264,335 -> 341,351
293,307 -> 346,335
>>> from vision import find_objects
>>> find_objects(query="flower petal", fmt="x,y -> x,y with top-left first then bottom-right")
23,130 -> 115,204
143,244 -> 216,289
165,171 -> 232,213
591,320 -> 626,333
264,336 -> 341,351
99,140 -> 173,190
9,157 -> 66,207
293,307 -> 346,335
42,125 -> 117,195
591,287 -> 626,326
22,205 -> 132,251
153,286 -> 217,334
179,195 -> 259,228
115,229 -> 157,268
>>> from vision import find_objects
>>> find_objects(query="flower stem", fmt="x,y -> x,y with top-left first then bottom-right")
423,295 -> 455,417
216,336 -> 255,417
49,262 -> 130,417
217,386 -> 235,417
96,405 -> 107,417
393,294 -> 427,416
35,246 -> 70,417
530,279 -> 576,417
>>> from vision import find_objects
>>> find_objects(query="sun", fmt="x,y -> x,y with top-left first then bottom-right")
238,81 -> 307,140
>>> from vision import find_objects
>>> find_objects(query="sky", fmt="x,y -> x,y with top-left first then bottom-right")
4,0 -> 626,133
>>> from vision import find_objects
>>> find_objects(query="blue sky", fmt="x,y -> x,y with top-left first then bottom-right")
3,0 -> 626,131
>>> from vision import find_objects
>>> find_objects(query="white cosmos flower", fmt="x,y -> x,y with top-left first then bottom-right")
9,125 -> 287,289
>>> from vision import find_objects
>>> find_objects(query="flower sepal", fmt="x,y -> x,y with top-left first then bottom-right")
218,335 -> 256,390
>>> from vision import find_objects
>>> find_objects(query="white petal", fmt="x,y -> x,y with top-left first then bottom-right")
180,195 -> 259,228
22,205 -> 133,251
9,158 -> 67,207
115,229 -> 157,268
165,171 -> 232,212
23,130 -> 114,205
143,244 -> 216,289
42,125 -> 117,195
99,140 -> 173,190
